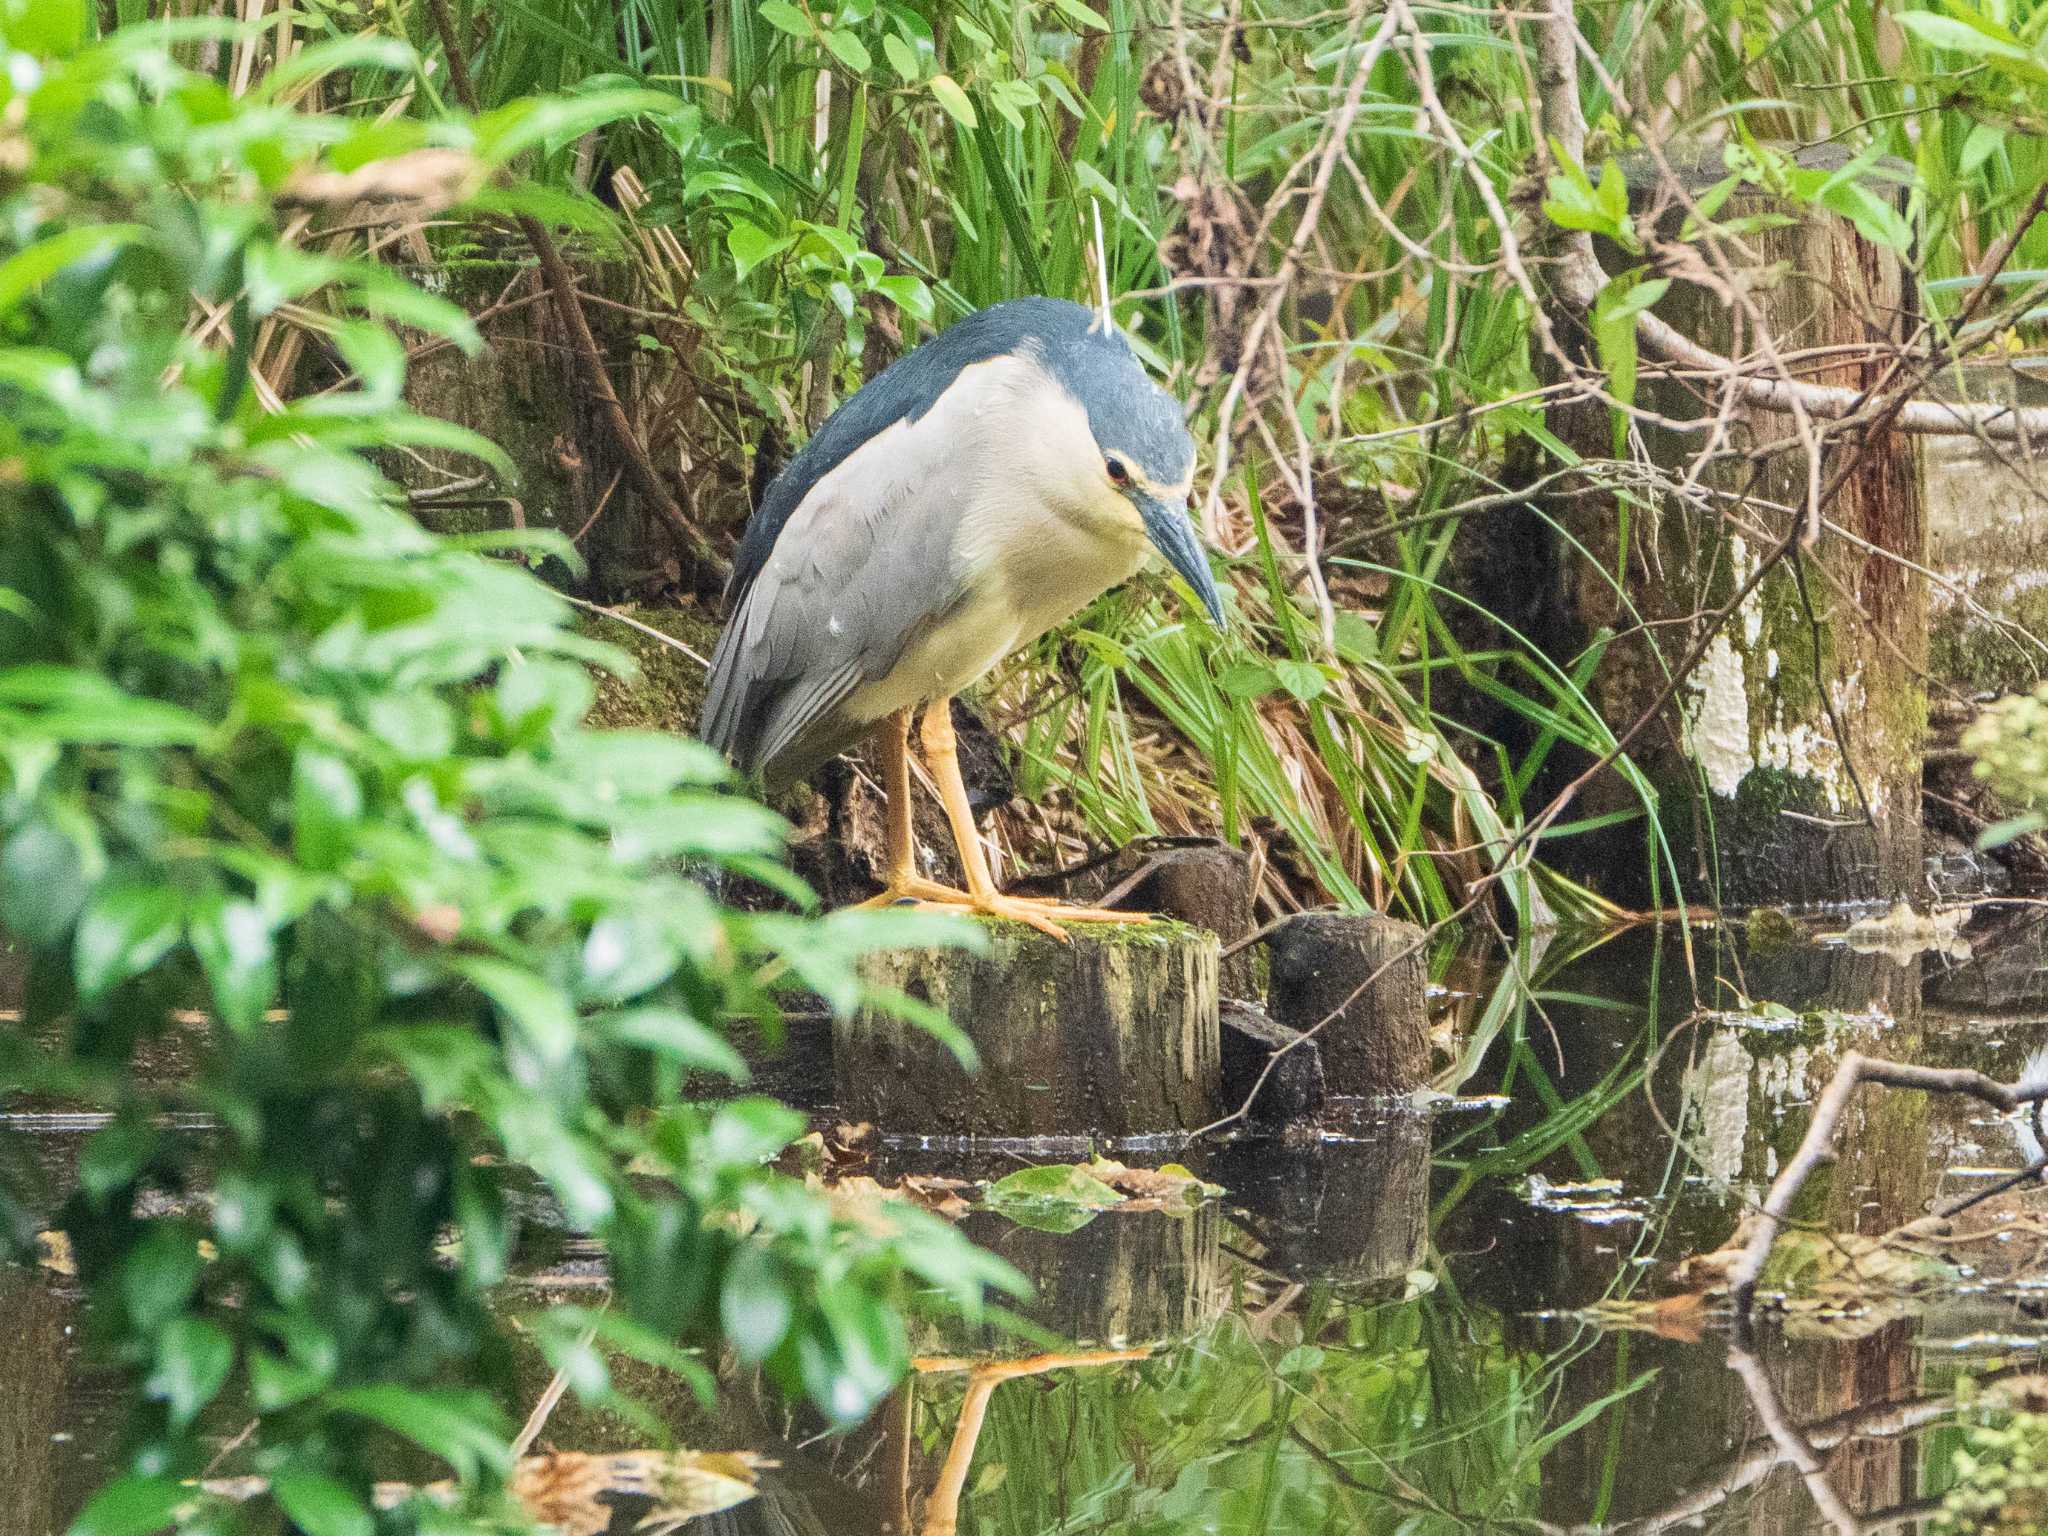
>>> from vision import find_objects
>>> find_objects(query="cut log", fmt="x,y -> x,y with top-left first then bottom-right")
1263,913 -> 1428,1097
1103,843 -> 1262,999
1217,999 -> 1324,1127
841,921 -> 1221,1139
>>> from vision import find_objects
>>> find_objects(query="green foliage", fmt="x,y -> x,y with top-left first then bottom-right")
1962,683 -> 2048,846
1937,1384 -> 2048,1535
0,5 -> 1016,1525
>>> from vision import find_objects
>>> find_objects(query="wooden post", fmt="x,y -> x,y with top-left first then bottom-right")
1104,844 -> 1262,998
1529,146 -> 1927,908
842,923 -> 1221,1139
1217,999 -> 1325,1126
1263,913 -> 1429,1097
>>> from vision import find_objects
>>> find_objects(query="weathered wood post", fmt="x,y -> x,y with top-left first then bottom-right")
1534,147 -> 1927,908
1263,912 -> 1429,1098
842,923 -> 1221,1139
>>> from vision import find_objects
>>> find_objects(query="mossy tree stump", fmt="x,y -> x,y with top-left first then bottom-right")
1530,146 -> 1927,908
840,921 -> 1221,1139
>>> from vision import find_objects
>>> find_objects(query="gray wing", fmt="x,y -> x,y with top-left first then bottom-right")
700,427 -> 964,786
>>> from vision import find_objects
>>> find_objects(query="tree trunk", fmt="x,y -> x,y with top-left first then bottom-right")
1538,147 -> 1927,909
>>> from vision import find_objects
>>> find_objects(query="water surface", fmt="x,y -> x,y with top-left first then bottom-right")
7,912 -> 2048,1534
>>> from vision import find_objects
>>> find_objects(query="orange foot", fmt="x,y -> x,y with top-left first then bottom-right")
853,880 -> 1152,942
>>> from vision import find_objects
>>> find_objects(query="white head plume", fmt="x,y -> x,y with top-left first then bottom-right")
1091,200 -> 1114,333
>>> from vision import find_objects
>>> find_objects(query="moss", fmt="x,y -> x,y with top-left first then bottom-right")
1744,905 -> 1805,952
1932,586 -> 2048,697
973,916 -> 1203,949
575,603 -> 722,735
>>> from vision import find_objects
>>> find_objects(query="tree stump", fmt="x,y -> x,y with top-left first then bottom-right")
1264,913 -> 1428,1097
1104,843 -> 1262,998
841,922 -> 1221,1139
390,256 -> 744,601
1217,999 -> 1325,1127
1526,145 -> 1926,908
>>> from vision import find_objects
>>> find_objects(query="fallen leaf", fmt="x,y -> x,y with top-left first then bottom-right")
35,1229 -> 74,1276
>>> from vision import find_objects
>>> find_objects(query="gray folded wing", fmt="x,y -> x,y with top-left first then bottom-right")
701,424 -> 964,787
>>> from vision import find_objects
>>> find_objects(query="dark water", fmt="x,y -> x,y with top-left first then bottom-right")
7,910 -> 2048,1535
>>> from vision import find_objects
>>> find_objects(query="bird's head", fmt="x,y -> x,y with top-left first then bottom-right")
1030,308 -> 1224,626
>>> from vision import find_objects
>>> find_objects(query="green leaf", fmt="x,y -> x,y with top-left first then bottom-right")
0,818 -> 87,946
253,35 -> 415,100
1593,270 -> 1668,449
1216,662 -> 1278,700
1898,10 -> 2035,64
146,1318 -> 234,1428
984,1162 -> 1125,1229
928,73 -> 978,128
472,89 -> 690,167
1541,147 -> 1638,252
1272,659 -> 1327,703
728,220 -> 794,281
65,1477 -> 195,1536
1978,811 -> 2047,849
249,1347 -> 327,1412
74,877 -> 184,1001
188,895 -> 277,1034
602,1007 -> 748,1079
705,1098 -> 804,1168
823,27 -> 871,71
291,747 -> 363,871
882,32 -> 921,81
452,956 -> 577,1068
1332,610 -> 1378,664
0,225 -> 148,318
757,0 -> 814,37
874,272 -> 933,322
720,1242 -> 793,1362
1046,0 -> 1109,30
122,1226 -> 202,1334
0,666 -> 208,744
1959,120 -> 2007,177
329,1386 -> 510,1481
81,1116 -> 157,1202
271,1473 -> 372,1536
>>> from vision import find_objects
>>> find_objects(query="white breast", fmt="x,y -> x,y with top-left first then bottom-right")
838,356 -> 1147,723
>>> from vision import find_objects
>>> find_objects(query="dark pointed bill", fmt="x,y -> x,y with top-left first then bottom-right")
1138,494 -> 1225,626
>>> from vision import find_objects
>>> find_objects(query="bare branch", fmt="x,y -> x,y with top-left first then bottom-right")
1537,0 -> 2048,440
1726,1050 -> 2048,1313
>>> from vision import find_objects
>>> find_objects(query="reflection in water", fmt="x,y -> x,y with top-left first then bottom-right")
4,922 -> 2048,1535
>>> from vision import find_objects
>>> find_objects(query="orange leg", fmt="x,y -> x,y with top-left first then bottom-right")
850,709 -> 975,909
912,698 -> 1150,942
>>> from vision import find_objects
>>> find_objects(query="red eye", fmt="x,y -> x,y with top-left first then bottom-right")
1106,458 -> 1129,484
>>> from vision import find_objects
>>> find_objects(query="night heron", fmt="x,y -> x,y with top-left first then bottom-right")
702,296 -> 1224,937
